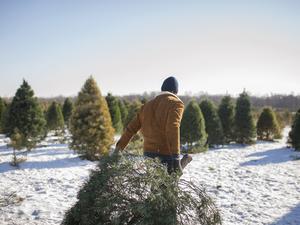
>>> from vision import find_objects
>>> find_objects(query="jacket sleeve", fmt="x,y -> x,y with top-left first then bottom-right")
166,101 -> 184,155
116,106 -> 143,150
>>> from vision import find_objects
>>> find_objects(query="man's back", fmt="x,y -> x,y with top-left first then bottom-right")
140,92 -> 184,155
116,91 -> 184,156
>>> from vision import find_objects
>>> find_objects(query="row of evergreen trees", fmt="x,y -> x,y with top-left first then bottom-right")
180,92 -> 288,152
0,78 -> 143,160
1,78 -> 299,162
0,86 -> 74,142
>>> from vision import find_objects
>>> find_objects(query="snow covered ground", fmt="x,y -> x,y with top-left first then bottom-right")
0,128 -> 299,225
0,136 -> 97,225
182,128 -> 300,225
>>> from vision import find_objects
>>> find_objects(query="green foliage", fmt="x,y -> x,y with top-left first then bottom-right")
70,77 -> 115,160
106,93 -> 123,133
10,128 -> 26,167
257,107 -> 281,141
180,101 -> 207,152
141,96 -> 148,104
61,154 -> 221,225
234,91 -> 256,144
289,110 -> 300,151
10,128 -> 24,150
274,111 -> 285,132
62,98 -> 74,127
124,100 -> 142,127
118,99 -> 129,128
46,101 -> 65,132
6,80 -> 46,150
0,103 -> 10,135
0,97 -> 6,132
200,100 -> 224,146
218,95 -> 235,143
275,110 -> 292,131
125,132 -> 144,155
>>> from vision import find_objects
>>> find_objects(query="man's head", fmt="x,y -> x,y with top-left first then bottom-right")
161,76 -> 179,94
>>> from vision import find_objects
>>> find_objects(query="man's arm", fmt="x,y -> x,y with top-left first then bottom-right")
116,106 -> 143,151
166,101 -> 184,155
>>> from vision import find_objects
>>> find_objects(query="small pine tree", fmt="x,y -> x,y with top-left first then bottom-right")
46,101 -> 65,133
289,110 -> 300,151
180,100 -> 207,152
0,97 -> 6,132
234,91 -> 256,144
62,98 -> 74,127
257,107 -> 281,141
70,77 -> 115,160
200,100 -> 224,146
118,99 -> 128,129
6,80 -> 46,150
105,93 -> 123,133
10,128 -> 26,167
218,95 -> 235,143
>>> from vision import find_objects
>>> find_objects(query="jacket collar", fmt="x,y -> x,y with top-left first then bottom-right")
156,91 -> 183,103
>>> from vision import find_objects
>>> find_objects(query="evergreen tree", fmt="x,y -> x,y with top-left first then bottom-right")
218,95 -> 235,143
1,103 -> 10,134
289,110 -> 300,151
61,154 -> 221,225
234,91 -> 256,144
118,99 -> 128,128
6,80 -> 46,150
200,99 -> 224,146
180,100 -> 207,152
70,77 -> 114,160
62,98 -> 74,127
105,93 -> 123,133
46,101 -> 65,132
124,100 -> 142,127
257,107 -> 281,140
0,97 -> 6,132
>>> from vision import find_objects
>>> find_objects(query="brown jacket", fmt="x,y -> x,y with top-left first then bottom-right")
116,92 -> 184,155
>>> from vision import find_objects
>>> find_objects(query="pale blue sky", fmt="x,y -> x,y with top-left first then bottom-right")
0,0 -> 299,97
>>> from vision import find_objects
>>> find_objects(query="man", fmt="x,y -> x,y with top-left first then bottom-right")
116,76 -> 191,174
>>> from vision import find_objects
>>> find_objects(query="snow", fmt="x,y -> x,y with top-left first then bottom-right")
0,128 -> 299,225
182,128 -> 300,225
0,137 -> 97,225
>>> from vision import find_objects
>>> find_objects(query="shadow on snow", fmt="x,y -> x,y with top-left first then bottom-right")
240,147 -> 294,166
0,156 -> 91,173
270,203 -> 300,225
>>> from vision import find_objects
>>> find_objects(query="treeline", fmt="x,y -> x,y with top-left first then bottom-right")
118,93 -> 300,112
180,93 -> 284,152
0,78 -> 300,164
2,92 -> 300,113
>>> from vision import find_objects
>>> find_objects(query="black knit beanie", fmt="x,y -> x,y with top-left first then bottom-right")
161,76 -> 178,94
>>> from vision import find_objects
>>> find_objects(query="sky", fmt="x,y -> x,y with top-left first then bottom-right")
0,0 -> 299,97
